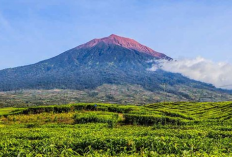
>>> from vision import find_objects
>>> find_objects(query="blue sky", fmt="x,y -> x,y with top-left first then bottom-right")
0,0 -> 232,70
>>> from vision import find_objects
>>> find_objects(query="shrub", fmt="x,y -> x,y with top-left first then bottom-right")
124,114 -> 187,126
25,123 -> 40,128
73,112 -> 118,128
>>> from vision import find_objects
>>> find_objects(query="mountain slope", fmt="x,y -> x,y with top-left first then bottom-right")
0,34 -> 230,102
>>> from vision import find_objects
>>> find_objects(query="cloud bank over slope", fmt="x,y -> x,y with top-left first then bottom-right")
151,57 -> 232,89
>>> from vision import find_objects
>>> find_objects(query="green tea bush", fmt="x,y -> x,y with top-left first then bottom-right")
23,106 -> 55,114
158,110 -> 194,120
2,102 -> 232,156
124,114 -> 187,125
73,112 -> 118,128
25,123 -> 40,128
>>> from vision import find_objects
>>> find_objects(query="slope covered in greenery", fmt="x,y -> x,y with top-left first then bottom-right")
1,102 -> 232,156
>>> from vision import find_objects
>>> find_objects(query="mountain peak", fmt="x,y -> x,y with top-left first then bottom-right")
109,34 -> 118,38
108,34 -> 126,40
77,34 -> 171,59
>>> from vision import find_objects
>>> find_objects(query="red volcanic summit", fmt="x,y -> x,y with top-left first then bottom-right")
77,34 -> 170,59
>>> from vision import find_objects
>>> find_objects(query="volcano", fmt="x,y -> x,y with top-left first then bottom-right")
0,34 -> 230,102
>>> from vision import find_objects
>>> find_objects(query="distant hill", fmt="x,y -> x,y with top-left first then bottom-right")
0,34 -> 231,103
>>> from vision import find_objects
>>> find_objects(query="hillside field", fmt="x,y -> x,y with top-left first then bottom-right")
1,102 -> 232,156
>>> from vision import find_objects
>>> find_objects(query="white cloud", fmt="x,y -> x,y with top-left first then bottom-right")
150,57 -> 232,89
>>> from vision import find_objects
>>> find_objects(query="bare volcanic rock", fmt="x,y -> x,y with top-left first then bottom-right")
77,34 -> 171,60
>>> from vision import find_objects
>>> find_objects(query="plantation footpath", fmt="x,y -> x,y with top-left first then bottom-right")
1,102 -> 232,156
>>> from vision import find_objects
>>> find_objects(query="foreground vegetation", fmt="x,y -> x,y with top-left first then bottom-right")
1,102 -> 232,156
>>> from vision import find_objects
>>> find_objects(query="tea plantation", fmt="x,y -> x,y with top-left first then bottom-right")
1,102 -> 232,156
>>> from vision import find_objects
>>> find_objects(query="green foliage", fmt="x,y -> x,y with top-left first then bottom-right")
124,114 -> 187,125
157,109 -> 194,120
73,112 -> 118,127
25,123 -> 40,128
20,103 -> 137,115
0,107 -> 25,116
1,102 -> 232,156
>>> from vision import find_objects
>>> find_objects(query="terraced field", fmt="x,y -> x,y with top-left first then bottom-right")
1,102 -> 232,156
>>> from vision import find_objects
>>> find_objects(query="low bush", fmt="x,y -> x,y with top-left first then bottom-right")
124,114 -> 187,125
73,112 -> 119,128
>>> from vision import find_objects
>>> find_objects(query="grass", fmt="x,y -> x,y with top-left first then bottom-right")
0,107 -> 24,116
1,102 -> 232,156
